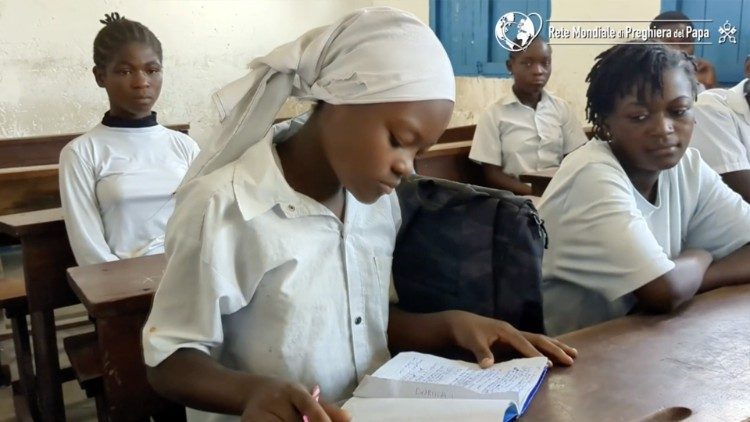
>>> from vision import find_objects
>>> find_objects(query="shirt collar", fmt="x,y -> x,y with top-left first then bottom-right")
499,88 -> 550,107
102,111 -> 158,128
231,115 -> 359,223
727,78 -> 750,121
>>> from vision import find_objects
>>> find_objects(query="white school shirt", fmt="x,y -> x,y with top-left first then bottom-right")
468,90 -> 588,177
539,140 -> 750,335
59,124 -> 199,266
691,79 -> 750,174
142,123 -> 398,422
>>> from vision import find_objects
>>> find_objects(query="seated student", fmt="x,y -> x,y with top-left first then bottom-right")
142,8 -> 577,421
690,56 -> 750,202
469,38 -> 588,195
59,13 -> 199,266
651,10 -> 716,90
538,43 -> 750,336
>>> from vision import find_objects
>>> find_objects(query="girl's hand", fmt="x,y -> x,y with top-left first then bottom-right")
444,310 -> 578,368
240,377 -> 351,422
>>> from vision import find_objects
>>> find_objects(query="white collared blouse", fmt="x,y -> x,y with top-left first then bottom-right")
469,90 -> 588,177
142,123 -> 399,421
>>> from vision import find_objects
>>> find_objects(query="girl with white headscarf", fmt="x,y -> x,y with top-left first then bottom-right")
142,8 -> 576,421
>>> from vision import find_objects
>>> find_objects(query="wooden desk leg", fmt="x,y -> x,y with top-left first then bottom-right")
98,314 -> 184,422
30,310 -> 65,421
7,308 -> 40,420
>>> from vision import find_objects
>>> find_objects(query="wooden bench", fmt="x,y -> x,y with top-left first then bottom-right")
63,332 -> 106,421
413,125 -> 483,185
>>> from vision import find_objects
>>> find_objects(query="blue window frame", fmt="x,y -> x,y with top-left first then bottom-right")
661,0 -> 750,85
430,0 -> 551,77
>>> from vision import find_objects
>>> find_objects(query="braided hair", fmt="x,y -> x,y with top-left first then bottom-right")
584,43 -> 697,141
93,12 -> 162,68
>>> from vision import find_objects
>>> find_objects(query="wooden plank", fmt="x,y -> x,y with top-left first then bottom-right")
0,123 -> 190,169
436,125 -> 476,144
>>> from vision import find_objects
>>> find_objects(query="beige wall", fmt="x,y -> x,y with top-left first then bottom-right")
0,0 -> 660,141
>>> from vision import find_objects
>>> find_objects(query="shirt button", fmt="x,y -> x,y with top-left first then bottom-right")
354,316 -> 363,325
287,204 -> 295,212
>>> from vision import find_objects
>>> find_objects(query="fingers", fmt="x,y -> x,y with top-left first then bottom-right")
465,334 -> 496,368
497,325 -> 544,361
289,386 -> 330,422
551,337 -> 578,360
320,400 -> 352,422
523,334 -> 576,366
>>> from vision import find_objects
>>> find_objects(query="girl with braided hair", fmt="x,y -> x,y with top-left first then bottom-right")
538,42 -> 750,336
59,13 -> 199,265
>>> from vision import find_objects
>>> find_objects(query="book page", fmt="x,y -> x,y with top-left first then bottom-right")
342,397 -> 517,422
355,352 -> 547,405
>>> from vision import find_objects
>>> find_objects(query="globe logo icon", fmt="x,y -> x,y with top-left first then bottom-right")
495,12 -> 543,52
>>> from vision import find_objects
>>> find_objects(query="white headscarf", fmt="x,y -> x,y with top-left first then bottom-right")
185,7 -> 455,180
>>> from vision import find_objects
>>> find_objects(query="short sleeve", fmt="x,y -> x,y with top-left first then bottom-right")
142,185 -> 256,367
691,96 -> 750,174
685,155 -> 750,258
548,164 -> 675,301
469,107 -> 503,167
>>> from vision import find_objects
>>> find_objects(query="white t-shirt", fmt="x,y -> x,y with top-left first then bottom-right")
691,79 -> 750,174
468,90 -> 588,177
142,122 -> 398,421
59,124 -> 199,266
539,140 -> 750,335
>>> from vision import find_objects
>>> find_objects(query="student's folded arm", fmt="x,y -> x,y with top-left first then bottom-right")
700,243 -> 750,292
481,164 -> 533,195
633,249 -> 712,313
719,170 -> 750,203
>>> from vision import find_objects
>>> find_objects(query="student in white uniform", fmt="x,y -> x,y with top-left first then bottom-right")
142,8 -> 577,422
691,56 -> 750,202
469,38 -> 588,195
59,13 -> 199,266
539,43 -> 750,336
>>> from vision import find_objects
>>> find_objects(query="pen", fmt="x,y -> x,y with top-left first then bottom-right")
302,384 -> 321,422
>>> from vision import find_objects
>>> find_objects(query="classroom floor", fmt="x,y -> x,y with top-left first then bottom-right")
0,248 -> 98,421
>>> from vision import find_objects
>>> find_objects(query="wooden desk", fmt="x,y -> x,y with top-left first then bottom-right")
416,141 -> 484,185
0,208 -> 77,421
67,254 -> 184,421
525,284 -> 750,421
519,168 -> 558,197
0,165 -> 60,216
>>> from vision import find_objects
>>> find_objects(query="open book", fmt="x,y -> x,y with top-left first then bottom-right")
342,352 -> 548,421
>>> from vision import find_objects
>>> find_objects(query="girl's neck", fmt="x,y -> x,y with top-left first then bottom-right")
512,85 -> 543,109
621,162 -> 660,204
276,115 -> 346,219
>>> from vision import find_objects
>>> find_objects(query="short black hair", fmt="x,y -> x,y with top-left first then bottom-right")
508,37 -> 549,60
585,42 -> 697,140
650,10 -> 694,30
93,12 -> 162,68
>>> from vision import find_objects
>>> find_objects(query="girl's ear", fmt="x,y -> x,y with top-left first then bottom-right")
93,66 -> 106,88
506,59 -> 512,74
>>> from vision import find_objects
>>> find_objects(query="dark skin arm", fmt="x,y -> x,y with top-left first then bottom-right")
720,170 -> 750,203
147,349 -> 350,422
634,244 -> 750,313
481,164 -> 533,195
388,307 -> 577,368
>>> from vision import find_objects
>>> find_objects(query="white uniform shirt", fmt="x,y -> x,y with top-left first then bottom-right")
539,140 -> 750,335
59,124 -> 199,266
468,90 -> 588,177
142,124 -> 398,421
691,79 -> 750,174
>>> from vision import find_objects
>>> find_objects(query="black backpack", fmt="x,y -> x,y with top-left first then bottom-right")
392,175 -> 547,333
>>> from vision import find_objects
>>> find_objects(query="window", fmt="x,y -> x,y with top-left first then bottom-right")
661,0 -> 750,85
430,0 -> 551,77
